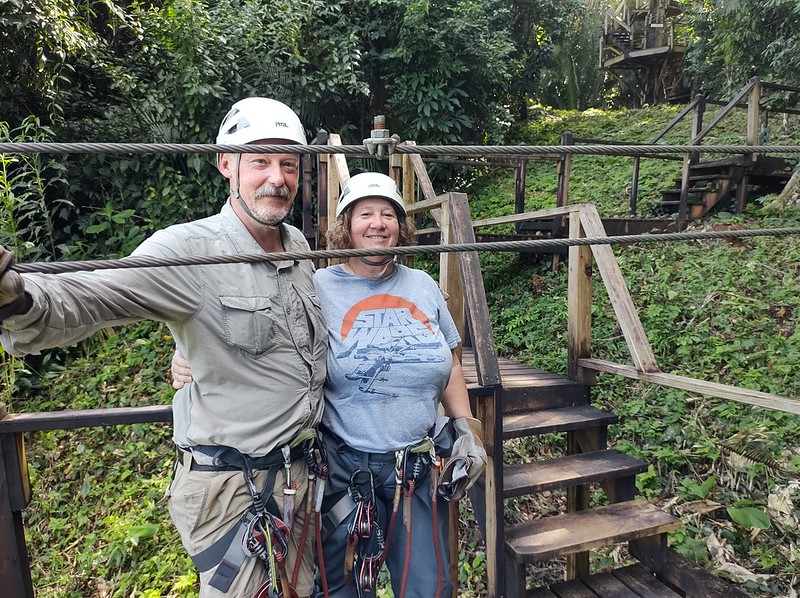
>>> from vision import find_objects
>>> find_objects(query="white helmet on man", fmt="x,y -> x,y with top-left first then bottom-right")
336,172 -> 406,219
216,97 -> 306,145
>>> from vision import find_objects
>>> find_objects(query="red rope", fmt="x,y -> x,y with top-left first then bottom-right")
315,511 -> 330,597
399,480 -> 415,598
430,463 -> 443,598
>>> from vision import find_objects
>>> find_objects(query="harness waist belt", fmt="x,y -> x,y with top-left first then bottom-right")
179,444 -> 302,471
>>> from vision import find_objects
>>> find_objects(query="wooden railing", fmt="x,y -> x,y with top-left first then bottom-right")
566,203 -> 800,416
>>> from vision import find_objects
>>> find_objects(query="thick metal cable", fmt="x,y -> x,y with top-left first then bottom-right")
12,228 -> 800,275
2,142 -> 800,157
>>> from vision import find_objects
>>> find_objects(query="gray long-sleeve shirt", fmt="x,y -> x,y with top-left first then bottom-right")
1,201 -> 327,457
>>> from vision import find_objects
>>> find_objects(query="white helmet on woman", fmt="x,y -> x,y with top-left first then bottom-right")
335,172 -> 406,218
216,97 -> 306,145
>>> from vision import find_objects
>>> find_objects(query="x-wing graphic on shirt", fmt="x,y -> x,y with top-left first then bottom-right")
344,340 -> 445,396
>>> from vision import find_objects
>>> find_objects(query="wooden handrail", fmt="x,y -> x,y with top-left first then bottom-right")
691,77 -> 759,146
579,358 -> 800,415
577,205 -> 659,372
0,405 -> 171,433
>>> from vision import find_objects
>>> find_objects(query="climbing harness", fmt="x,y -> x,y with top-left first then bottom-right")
185,429 -> 325,598
327,435 -> 442,598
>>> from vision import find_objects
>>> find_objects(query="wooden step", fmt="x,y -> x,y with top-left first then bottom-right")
503,405 -> 617,439
503,449 -> 647,498
690,157 -> 746,170
660,188 -> 707,198
505,498 -> 680,563
531,566 -> 683,597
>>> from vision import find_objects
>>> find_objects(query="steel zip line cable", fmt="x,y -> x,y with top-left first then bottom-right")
10,228 -> 800,275
2,142 -> 800,156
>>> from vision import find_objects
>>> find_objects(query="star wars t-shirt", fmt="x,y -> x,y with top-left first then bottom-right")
313,263 -> 461,452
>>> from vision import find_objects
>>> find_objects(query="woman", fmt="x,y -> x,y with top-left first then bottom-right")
173,172 -> 485,598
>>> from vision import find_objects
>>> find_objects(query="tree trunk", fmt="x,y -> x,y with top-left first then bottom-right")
767,169 -> 800,209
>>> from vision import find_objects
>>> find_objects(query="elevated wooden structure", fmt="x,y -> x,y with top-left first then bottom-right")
601,0 -> 689,104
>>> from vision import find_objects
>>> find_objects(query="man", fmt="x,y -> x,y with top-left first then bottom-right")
0,98 -> 327,598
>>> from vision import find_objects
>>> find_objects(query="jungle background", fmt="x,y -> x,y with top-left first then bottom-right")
1,0 -> 800,596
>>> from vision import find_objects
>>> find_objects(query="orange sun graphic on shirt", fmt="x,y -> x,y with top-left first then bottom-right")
340,294 -> 433,340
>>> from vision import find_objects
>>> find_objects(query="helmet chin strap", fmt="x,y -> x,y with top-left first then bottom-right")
232,189 -> 281,229
358,256 -> 394,267
230,155 -> 282,230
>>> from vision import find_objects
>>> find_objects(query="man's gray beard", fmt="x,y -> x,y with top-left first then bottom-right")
251,203 -> 291,226
251,184 -> 292,225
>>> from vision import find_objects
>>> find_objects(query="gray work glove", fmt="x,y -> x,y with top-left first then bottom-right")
438,417 -> 486,502
0,246 -> 28,320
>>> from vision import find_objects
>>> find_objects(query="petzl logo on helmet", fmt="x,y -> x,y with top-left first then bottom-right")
275,121 -> 289,128
368,183 -> 380,188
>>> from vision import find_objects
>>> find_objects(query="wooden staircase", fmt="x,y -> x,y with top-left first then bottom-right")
660,155 -> 792,218
462,351 -> 692,597
462,350 -> 750,597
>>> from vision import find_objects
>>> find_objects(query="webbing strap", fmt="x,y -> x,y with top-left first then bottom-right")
209,517 -> 251,592
322,492 -> 357,540
190,518 -> 245,573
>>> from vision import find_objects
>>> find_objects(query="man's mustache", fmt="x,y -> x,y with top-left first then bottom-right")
255,184 -> 290,199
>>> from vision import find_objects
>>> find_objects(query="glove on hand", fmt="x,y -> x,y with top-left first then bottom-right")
0,246 -> 25,308
438,417 -> 486,502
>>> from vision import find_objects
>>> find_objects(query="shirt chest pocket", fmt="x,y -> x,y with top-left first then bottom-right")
219,295 -> 279,356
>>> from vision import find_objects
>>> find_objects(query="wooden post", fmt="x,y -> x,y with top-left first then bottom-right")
737,77 -> 761,213
567,212 -> 592,383
389,152 -> 403,188
301,153 -> 314,243
0,404 -> 34,598
448,193 -> 503,596
317,153 -> 329,250
630,156 -> 640,215
680,95 -> 705,230
513,157 -> 527,233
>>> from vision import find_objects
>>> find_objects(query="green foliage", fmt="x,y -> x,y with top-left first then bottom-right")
381,0 -> 514,143
684,0 -> 800,97
0,118 -> 70,260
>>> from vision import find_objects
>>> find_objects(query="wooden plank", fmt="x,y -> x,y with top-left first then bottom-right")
0,434 -> 29,510
316,153 -> 329,245
438,196 -> 465,350
0,436 -> 34,597
630,533 -> 668,572
327,133 -> 350,186
405,141 -> 437,201
505,499 -> 680,563
548,578 -> 598,598
401,150 -> 416,207
613,564 -> 683,597
503,405 -> 617,439
472,205 -> 580,229
578,205 -> 659,373
0,405 -> 172,433
404,195 -> 446,215
579,358 -> 800,416
477,389 -> 504,598
658,549 -> 750,598
528,588 -> 559,598
503,450 -> 646,498
568,212 -> 592,381
449,193 -> 500,387
499,386 -> 590,413
582,571 -> 639,597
